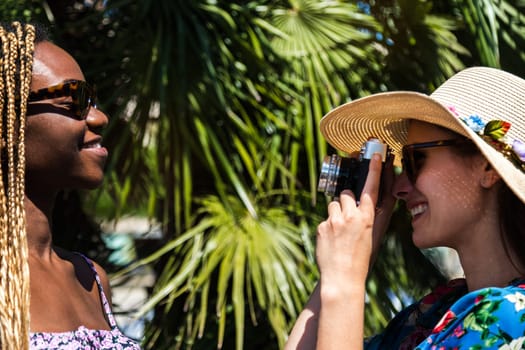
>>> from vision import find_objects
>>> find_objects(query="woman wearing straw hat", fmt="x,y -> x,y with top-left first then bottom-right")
0,22 -> 141,349
285,67 -> 525,349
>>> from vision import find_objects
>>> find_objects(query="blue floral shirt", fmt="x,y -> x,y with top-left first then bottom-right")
365,279 -> 468,350
416,279 -> 525,349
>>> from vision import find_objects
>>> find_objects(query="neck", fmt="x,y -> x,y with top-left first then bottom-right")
454,183 -> 524,290
457,236 -> 524,291
24,196 -> 55,258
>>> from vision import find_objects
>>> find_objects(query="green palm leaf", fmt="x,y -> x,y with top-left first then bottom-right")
458,0 -> 525,67
119,195 -> 318,350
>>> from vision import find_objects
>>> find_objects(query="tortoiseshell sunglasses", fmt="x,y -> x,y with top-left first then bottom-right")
27,79 -> 96,120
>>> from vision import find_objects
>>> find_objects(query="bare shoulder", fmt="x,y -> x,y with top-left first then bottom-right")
54,246 -> 113,302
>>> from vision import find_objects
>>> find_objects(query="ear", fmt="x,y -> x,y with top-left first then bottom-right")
480,161 -> 502,189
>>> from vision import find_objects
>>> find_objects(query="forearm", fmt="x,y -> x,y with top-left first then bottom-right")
285,284 -> 321,350
316,278 -> 365,350
286,156 -> 390,350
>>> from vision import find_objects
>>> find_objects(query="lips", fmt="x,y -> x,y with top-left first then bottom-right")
80,136 -> 108,158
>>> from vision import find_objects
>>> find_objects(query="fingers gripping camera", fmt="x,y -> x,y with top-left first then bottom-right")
318,138 -> 390,201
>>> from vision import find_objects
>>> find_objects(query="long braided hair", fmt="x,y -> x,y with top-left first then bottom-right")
0,22 -> 36,350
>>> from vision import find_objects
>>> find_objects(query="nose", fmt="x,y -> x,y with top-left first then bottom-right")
392,170 -> 412,200
85,106 -> 109,131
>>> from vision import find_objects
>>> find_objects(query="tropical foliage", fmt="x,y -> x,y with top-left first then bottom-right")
2,0 -> 525,349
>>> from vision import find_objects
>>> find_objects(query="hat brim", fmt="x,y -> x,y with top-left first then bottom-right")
320,91 -> 525,204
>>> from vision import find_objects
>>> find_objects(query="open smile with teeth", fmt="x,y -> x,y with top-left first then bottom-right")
83,143 -> 102,149
410,204 -> 428,217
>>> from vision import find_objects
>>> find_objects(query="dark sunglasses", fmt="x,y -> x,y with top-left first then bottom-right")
27,80 -> 96,120
401,139 -> 473,184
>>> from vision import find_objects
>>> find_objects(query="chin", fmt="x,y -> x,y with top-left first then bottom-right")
75,174 -> 105,190
411,232 -> 435,250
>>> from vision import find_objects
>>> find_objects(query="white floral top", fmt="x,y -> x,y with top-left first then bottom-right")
29,254 -> 141,349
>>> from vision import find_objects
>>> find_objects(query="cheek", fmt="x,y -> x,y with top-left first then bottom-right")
421,163 -> 484,215
25,117 -> 79,148
24,122 -> 77,171
24,131 -> 48,167
25,139 -> 62,175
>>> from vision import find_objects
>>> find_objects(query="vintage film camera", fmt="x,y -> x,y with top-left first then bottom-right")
318,138 -> 390,201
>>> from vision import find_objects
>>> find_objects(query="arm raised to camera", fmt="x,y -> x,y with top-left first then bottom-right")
285,154 -> 396,350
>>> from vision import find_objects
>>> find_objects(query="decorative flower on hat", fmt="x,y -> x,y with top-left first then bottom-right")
453,110 -> 525,172
460,114 -> 485,133
513,139 -> 525,162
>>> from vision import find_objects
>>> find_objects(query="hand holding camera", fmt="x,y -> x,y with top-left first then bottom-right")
318,138 -> 390,202
317,137 -> 396,269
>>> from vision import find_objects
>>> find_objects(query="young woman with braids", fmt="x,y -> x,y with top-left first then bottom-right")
0,22 -> 141,349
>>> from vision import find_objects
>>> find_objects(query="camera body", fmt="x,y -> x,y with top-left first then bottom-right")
318,138 -> 389,201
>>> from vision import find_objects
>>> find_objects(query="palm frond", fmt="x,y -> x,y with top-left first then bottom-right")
458,0 -> 525,69
118,194 -> 318,350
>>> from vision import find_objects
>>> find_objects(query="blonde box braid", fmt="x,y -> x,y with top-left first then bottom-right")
0,22 -> 35,350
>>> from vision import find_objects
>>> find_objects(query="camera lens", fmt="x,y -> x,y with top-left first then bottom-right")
318,154 -> 341,196
318,155 -> 354,197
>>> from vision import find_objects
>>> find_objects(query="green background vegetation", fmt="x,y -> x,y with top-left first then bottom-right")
2,0 -> 524,349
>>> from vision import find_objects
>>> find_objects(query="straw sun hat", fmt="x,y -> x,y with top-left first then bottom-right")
319,67 -> 525,204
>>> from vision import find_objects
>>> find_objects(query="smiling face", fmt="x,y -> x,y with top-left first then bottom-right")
24,41 -> 109,197
393,120 -> 496,250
